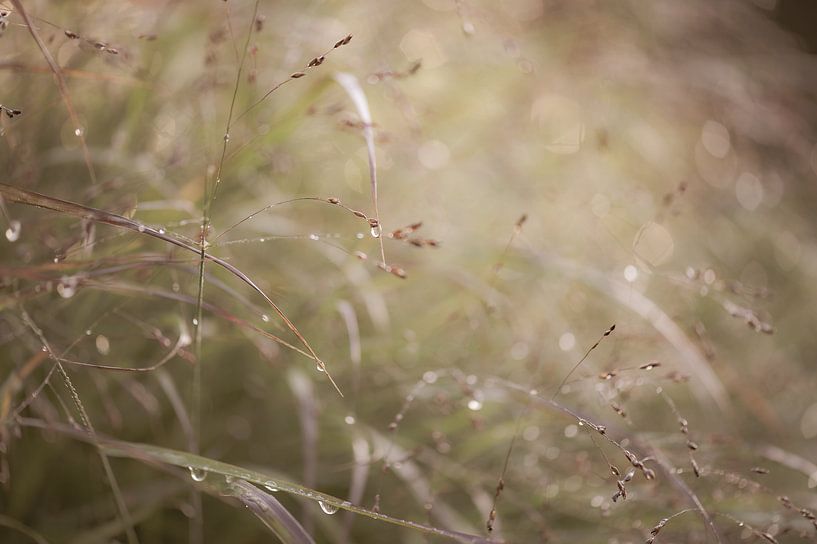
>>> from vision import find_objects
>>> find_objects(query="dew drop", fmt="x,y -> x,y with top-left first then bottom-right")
344,415 -> 356,425
74,127 -> 83,137
137,225 -> 146,233
467,399 -> 483,411
318,500 -> 338,515
95,334 -> 110,355
57,284 -> 76,298
188,467 -> 207,482
5,220 -> 21,242
264,481 -> 279,492
315,362 -> 325,372
370,226 -> 381,238
309,233 -> 319,241
57,276 -> 78,299
356,232 -> 364,239
158,227 -> 166,234
192,318 -> 199,326
261,314 -> 270,322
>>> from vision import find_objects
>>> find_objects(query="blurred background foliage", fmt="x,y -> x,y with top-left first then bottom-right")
1,0 -> 817,542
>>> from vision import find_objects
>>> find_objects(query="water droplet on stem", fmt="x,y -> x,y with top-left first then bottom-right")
5,220 -> 21,242
318,500 -> 338,515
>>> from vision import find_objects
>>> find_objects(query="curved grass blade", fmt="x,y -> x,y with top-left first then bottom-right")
0,183 -> 342,396
17,416 -> 496,543
334,72 -> 386,266
101,442 -> 494,543
224,478 -> 316,544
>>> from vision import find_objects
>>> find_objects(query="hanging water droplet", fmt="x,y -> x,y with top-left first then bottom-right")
318,500 -> 339,515
57,284 -> 75,298
192,318 -> 199,326
370,226 -> 381,238
264,481 -> 279,492
85,329 -> 92,336
261,314 -> 270,322
188,466 -> 207,482
57,276 -> 78,298
5,220 -> 21,242
344,415 -> 356,425
95,334 -> 110,355
309,233 -> 319,241
315,362 -> 325,372
74,127 -> 83,137
467,399 -> 483,411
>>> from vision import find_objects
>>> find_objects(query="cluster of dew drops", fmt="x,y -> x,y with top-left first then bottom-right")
186,467 -> 340,515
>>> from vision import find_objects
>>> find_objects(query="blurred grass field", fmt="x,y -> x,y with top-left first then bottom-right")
2,1 -> 817,542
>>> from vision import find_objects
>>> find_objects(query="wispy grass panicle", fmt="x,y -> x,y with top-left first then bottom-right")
235,34 -> 353,123
552,323 -> 615,400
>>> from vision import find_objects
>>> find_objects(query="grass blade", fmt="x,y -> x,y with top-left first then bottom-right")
225,478 -> 316,544
0,183 -> 341,396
